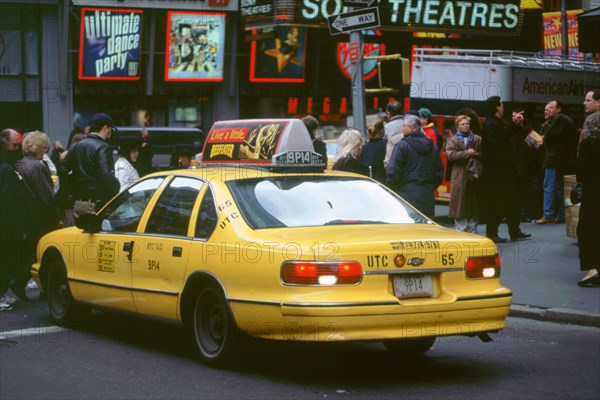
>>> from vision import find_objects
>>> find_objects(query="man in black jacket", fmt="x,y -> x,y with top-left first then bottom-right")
481,96 -> 531,243
63,113 -> 120,217
535,100 -> 578,224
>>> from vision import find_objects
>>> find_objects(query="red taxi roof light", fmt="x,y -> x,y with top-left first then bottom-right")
465,255 -> 500,279
281,261 -> 363,286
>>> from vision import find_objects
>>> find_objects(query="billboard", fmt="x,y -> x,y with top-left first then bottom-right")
79,8 -> 143,80
165,11 -> 226,81
249,27 -> 307,82
543,10 -> 584,60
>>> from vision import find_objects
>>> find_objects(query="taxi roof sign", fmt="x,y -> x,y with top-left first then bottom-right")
201,118 -> 324,166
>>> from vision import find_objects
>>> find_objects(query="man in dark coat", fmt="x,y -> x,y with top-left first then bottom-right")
536,100 -> 578,224
386,115 -> 443,219
63,113 -> 120,217
576,113 -> 600,286
481,96 -> 531,243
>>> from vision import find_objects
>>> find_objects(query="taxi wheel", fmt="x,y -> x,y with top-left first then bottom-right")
192,287 -> 240,367
383,336 -> 436,356
47,263 -> 88,324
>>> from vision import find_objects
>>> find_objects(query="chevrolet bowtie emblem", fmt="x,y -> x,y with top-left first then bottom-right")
407,257 -> 425,266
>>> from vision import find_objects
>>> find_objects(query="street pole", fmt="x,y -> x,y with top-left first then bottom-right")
561,0 -> 568,59
350,30 -> 367,136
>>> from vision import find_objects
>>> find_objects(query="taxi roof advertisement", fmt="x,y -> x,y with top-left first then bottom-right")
78,8 -> 143,80
202,120 -> 288,163
240,0 -> 524,35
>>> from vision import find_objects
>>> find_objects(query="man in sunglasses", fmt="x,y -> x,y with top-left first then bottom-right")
62,113 -> 120,217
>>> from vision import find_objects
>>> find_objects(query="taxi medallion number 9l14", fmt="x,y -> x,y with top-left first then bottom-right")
393,274 -> 433,299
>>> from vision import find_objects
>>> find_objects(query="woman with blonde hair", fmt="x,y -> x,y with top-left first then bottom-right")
15,131 -> 59,300
333,128 -> 367,174
446,115 -> 482,233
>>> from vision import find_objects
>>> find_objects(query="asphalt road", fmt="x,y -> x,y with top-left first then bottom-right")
1,300 -> 599,400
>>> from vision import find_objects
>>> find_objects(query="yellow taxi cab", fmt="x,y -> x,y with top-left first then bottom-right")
32,118 -> 511,367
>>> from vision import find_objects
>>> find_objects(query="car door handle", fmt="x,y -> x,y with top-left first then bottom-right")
173,247 -> 183,257
123,241 -> 135,261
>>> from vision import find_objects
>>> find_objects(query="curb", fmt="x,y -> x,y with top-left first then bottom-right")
510,304 -> 600,327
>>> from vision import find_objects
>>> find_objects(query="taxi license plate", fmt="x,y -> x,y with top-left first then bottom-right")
393,274 -> 433,298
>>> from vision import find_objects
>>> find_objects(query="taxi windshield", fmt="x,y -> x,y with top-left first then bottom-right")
228,177 -> 432,229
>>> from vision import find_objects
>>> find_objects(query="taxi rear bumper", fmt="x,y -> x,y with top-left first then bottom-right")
230,294 -> 512,341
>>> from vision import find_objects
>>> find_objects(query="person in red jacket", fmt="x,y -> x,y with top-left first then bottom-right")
418,108 -> 443,149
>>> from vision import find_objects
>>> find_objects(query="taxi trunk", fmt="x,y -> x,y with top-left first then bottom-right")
230,224 -> 512,342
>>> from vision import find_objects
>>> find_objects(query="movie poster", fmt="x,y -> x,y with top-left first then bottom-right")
79,8 -> 143,80
250,27 -> 307,83
165,11 -> 226,81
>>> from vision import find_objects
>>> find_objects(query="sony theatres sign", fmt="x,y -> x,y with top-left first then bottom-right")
242,0 -> 523,34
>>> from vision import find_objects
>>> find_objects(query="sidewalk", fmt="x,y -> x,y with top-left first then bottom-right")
434,204 -> 600,327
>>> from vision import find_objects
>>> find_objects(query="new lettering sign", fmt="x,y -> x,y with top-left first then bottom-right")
79,8 -> 143,80
241,0 -> 524,35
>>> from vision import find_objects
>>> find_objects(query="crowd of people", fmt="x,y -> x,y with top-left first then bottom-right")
321,89 -> 599,287
0,113 -> 149,311
1,91 -> 599,310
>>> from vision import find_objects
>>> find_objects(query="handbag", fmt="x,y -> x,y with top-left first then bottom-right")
570,182 -> 583,205
466,158 -> 482,181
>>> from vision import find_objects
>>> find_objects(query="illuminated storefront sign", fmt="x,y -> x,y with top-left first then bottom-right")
78,8 -> 143,80
165,11 -> 226,81
241,0 -> 524,34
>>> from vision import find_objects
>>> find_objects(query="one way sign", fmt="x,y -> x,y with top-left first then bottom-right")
327,7 -> 381,35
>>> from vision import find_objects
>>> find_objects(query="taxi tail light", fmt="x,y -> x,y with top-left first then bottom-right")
281,261 -> 363,285
465,255 -> 500,279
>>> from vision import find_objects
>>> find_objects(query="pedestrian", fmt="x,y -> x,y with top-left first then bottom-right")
360,119 -> 388,184
0,135 -> 29,310
535,100 -> 578,224
62,113 -> 120,218
333,128 -> 367,174
0,128 -> 23,165
114,140 -> 141,191
446,115 -> 482,233
301,115 -> 327,168
509,107 -> 537,222
137,128 -> 154,177
55,133 -> 85,227
581,89 -> 599,142
49,140 -> 64,168
386,115 -> 443,219
176,144 -> 195,168
418,108 -> 444,149
383,100 -> 404,168
575,112 -> 600,286
13,131 -> 60,300
455,108 -> 483,137
481,96 -> 531,243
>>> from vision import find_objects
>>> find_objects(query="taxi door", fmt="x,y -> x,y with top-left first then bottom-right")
71,233 -> 136,312
70,177 -> 167,312
131,177 -> 204,319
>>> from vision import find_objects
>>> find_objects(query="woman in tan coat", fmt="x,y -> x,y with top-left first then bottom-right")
446,115 -> 482,233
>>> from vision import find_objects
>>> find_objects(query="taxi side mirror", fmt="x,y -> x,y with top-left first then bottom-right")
75,214 -> 103,233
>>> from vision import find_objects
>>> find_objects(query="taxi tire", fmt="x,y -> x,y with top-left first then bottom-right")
47,262 -> 89,325
192,286 -> 241,367
383,336 -> 436,356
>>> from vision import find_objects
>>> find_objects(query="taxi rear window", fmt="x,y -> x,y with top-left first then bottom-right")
227,177 -> 431,229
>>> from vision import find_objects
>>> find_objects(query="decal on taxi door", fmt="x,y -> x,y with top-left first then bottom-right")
98,240 -> 116,272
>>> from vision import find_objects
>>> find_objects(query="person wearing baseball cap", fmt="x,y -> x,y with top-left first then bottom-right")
61,113 -> 120,219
